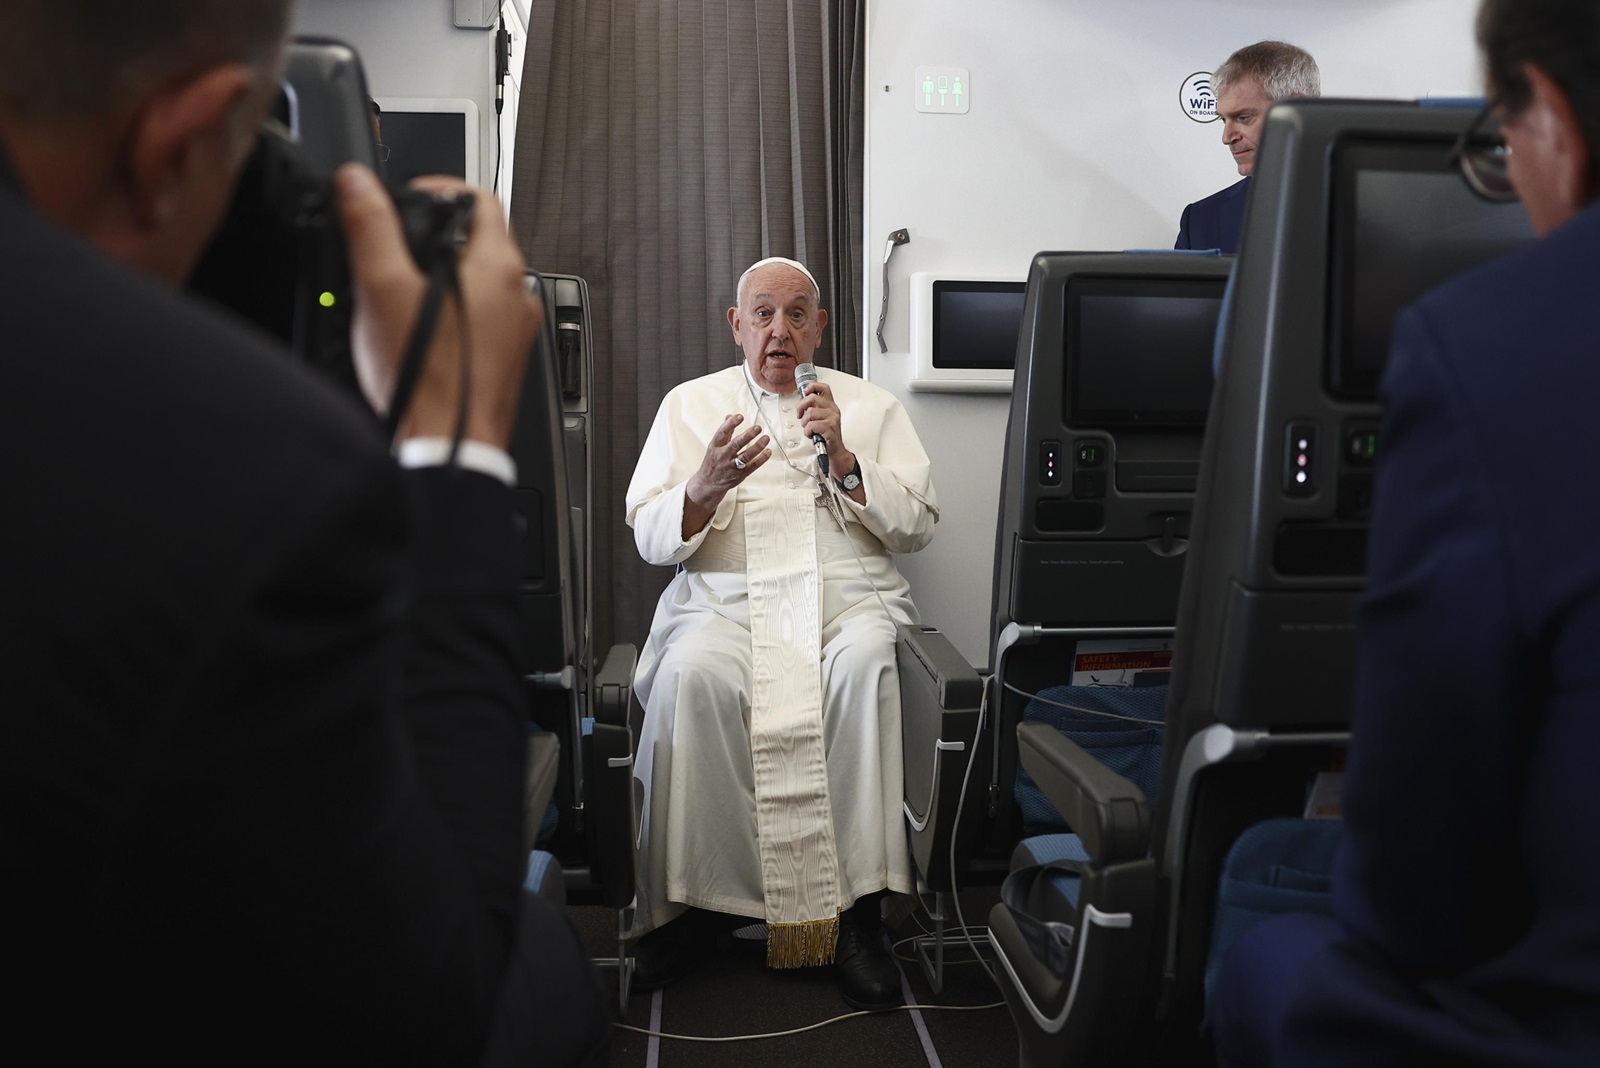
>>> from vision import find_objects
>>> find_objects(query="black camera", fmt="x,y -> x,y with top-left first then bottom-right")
189,38 -> 474,399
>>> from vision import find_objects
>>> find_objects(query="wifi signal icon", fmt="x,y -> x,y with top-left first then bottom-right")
1182,72 -> 1220,123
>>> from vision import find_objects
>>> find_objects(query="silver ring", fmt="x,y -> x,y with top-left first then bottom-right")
732,457 -> 747,470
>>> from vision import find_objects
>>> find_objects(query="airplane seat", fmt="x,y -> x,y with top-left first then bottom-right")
1150,97 -> 1533,1060
989,722 -> 1159,1068
896,621 -> 987,990
983,247 -> 1231,857
897,250 -> 1230,993
955,250 -> 1226,1064
515,271 -> 641,1009
988,98 -> 1535,1068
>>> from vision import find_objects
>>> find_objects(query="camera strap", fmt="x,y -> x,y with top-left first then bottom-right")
382,257 -> 467,452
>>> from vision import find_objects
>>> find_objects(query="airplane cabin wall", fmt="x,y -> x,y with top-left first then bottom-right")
865,0 -> 1483,665
292,0 -> 518,198
288,1 -> 1485,669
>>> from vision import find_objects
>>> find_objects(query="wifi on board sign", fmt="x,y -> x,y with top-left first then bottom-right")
1182,71 -> 1220,123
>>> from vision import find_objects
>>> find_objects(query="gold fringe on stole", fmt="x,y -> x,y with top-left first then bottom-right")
766,913 -> 840,969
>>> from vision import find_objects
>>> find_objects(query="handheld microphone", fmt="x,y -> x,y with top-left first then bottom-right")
794,362 -> 829,477
495,22 -> 509,115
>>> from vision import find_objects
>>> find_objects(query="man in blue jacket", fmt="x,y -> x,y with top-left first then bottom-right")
1175,41 -> 1320,254
1212,1 -> 1600,1063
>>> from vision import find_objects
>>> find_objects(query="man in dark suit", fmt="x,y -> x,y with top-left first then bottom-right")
1176,41 -> 1320,253
0,2 -> 608,1064
1211,1 -> 1600,1063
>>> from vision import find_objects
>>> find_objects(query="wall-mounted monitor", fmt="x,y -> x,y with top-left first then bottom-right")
373,96 -> 481,186
1064,275 -> 1226,430
1326,137 -> 1533,399
908,272 -> 1026,392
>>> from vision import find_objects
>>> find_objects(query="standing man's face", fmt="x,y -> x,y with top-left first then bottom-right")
1217,75 -> 1274,176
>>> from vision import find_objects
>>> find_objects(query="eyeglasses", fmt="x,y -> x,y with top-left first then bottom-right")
375,142 -> 392,163
1450,97 -> 1516,202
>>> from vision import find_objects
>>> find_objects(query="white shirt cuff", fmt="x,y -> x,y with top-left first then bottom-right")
396,437 -> 518,486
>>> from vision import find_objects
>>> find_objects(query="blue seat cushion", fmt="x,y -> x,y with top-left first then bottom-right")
1203,817 -> 1342,1007
1011,833 -> 1091,915
523,849 -> 565,909
1002,833 -> 1093,978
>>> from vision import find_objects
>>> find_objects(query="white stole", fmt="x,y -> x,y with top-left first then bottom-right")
742,491 -> 842,967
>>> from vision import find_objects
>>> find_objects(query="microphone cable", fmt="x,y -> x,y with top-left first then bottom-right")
815,473 -> 898,625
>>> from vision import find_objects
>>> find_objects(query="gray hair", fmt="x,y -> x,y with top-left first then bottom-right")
736,256 -> 822,309
1213,40 -> 1321,102
0,0 -> 295,119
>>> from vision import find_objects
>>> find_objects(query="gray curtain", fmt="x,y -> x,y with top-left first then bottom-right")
509,0 -> 865,659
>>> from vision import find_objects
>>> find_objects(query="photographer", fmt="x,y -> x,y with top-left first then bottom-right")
0,2 -> 609,1065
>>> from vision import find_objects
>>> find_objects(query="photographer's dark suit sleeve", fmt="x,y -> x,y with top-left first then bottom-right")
173,454 -> 609,1068
0,156 -> 608,1066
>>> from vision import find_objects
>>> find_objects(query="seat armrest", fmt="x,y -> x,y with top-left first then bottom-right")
595,642 -> 638,726
898,624 -> 984,708
897,623 -> 987,891
1017,720 -> 1151,864
586,642 -> 639,909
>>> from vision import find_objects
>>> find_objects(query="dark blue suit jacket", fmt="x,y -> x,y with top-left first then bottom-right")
1270,199 -> 1600,1063
1176,177 -> 1250,254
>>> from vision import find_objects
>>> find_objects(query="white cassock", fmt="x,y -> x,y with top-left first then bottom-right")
626,362 -> 938,966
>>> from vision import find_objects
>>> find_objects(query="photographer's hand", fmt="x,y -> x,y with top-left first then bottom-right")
334,164 -> 542,449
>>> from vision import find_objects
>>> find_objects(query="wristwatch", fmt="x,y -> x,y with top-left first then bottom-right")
835,459 -> 862,492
